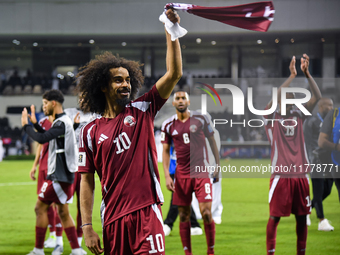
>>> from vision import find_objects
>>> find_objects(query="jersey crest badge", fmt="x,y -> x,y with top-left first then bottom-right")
189,124 -> 197,133
124,115 -> 136,127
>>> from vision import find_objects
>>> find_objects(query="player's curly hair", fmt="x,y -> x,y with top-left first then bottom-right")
76,52 -> 144,114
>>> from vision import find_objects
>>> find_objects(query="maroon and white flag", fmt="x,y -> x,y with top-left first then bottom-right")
166,1 -> 275,32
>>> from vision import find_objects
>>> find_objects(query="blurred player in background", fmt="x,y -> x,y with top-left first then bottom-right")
77,9 -> 182,255
28,105 -> 68,252
192,111 -> 223,225
303,97 -> 335,231
22,90 -> 81,255
264,54 -> 321,255
162,144 -> 203,237
161,91 -> 220,255
318,105 -> 340,204
28,111 -> 63,249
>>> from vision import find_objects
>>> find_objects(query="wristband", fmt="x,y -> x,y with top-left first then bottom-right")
81,223 -> 92,228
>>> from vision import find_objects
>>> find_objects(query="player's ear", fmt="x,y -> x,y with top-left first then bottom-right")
188,99 -> 190,106
172,101 -> 175,107
101,86 -> 107,93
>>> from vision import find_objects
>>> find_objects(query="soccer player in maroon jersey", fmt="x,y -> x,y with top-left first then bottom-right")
22,90 -> 81,255
29,113 -> 60,248
29,105 -> 68,252
264,54 -> 321,255
77,9 -> 182,255
161,91 -> 220,255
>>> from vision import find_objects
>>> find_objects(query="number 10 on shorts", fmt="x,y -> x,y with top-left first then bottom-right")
147,234 -> 164,254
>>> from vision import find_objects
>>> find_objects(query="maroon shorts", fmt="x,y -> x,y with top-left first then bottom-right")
173,178 -> 212,206
38,180 -> 74,205
37,168 -> 47,194
269,175 -> 311,217
103,204 -> 164,255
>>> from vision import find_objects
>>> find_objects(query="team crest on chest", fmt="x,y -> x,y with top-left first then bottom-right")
124,115 -> 136,127
189,124 -> 197,133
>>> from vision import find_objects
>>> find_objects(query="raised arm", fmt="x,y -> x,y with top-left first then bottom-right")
266,56 -> 297,109
162,143 -> 175,192
80,172 -> 104,254
156,9 -> 183,99
301,54 -> 322,113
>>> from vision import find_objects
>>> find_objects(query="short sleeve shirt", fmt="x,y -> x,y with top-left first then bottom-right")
78,85 -> 166,226
161,111 -> 214,178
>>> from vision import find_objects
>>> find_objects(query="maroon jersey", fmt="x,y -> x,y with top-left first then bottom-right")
78,85 -> 166,226
38,117 -> 52,171
263,108 -> 310,175
161,111 -> 214,178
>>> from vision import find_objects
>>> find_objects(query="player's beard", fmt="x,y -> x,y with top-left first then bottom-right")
116,97 -> 131,106
176,105 -> 188,113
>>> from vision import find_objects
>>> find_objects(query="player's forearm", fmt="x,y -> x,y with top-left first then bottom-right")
32,144 -> 42,168
156,30 -> 183,99
208,137 -> 220,165
305,73 -> 321,112
166,31 -> 182,80
318,132 -> 339,151
33,122 -> 46,133
24,124 -> 64,144
162,153 -> 171,178
212,147 -> 220,166
80,173 -> 95,226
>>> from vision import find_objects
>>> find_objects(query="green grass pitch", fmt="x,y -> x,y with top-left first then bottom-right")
0,159 -> 339,254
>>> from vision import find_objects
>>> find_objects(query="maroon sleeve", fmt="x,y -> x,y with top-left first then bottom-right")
78,125 -> 96,174
134,85 -> 167,118
203,115 -> 214,138
161,122 -> 172,145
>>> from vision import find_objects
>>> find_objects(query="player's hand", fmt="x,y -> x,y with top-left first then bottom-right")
166,8 -> 180,24
28,104 -> 37,124
289,56 -> 297,77
21,108 -> 29,127
83,227 -> 104,255
30,167 -> 37,181
213,177 -> 219,183
165,175 -> 175,192
212,167 -> 219,183
74,112 -> 81,124
300,53 -> 310,75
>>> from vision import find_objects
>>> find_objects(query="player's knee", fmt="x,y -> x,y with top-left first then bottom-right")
34,203 -> 46,216
34,205 -> 42,215
201,208 -> 212,223
270,216 -> 280,222
57,207 -> 69,221
179,211 -> 190,222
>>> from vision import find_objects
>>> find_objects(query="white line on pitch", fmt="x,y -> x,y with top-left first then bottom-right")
0,182 -> 36,187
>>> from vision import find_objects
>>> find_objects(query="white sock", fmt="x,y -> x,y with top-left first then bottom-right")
49,231 -> 56,238
33,247 -> 44,255
77,237 -> 83,247
72,248 -> 82,253
56,236 -> 63,246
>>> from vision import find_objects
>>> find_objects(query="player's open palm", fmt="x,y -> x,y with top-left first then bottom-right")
289,56 -> 297,76
74,112 -> 80,124
28,104 -> 37,124
166,176 -> 175,192
300,53 -> 309,74
83,228 -> 104,254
